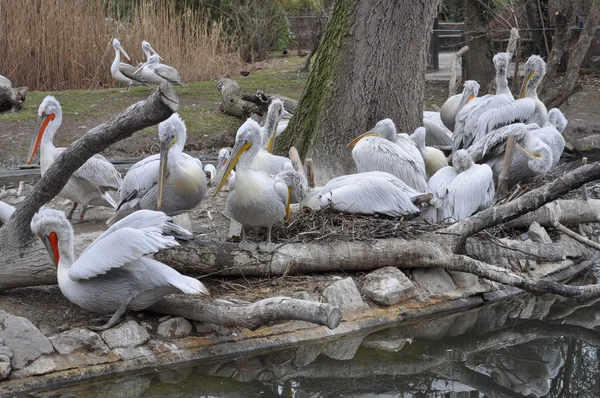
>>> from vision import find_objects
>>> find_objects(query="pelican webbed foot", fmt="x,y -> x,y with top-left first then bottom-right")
238,226 -> 258,251
258,226 -> 276,252
88,302 -> 129,331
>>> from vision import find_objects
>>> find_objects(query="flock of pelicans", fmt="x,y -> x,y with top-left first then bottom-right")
0,43 -> 567,328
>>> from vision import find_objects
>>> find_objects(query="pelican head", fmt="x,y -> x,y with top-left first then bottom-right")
30,208 -> 73,267
111,38 -> 130,61
520,55 -> 546,98
133,53 -> 161,75
348,118 -> 396,147
141,40 -> 162,61
515,134 -> 553,175
213,119 -> 262,196
411,127 -> 427,152
27,96 -> 62,164
265,99 -> 292,152
493,52 -> 511,77
217,147 -> 232,173
277,169 -> 309,204
456,80 -> 480,112
548,108 -> 568,133
452,150 -> 474,173
157,113 -> 186,210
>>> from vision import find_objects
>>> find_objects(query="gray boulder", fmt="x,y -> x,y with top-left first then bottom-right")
361,267 -> 416,305
157,317 -> 193,339
101,321 -> 150,349
322,277 -> 368,312
49,328 -> 108,355
528,221 -> 552,244
411,269 -> 462,299
0,310 -> 54,370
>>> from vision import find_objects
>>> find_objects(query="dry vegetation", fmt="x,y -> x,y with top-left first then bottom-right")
0,0 -> 241,90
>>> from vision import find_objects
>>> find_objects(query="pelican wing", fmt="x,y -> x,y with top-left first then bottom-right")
319,176 -> 419,217
117,154 -> 160,201
423,111 -> 453,146
323,171 -> 425,200
0,200 -> 15,224
548,108 -> 568,133
152,64 -> 181,84
473,98 -> 536,142
72,211 -> 178,280
448,164 -> 494,221
422,166 -> 459,223
119,63 -> 148,85
529,125 -> 565,167
53,149 -> 122,190
467,123 -> 529,162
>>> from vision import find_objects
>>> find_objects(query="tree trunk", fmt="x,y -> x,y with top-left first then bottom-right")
525,0 -> 547,56
0,84 -> 178,291
540,1 -> 574,98
464,0 -> 494,93
543,0 -> 600,108
275,0 -> 440,184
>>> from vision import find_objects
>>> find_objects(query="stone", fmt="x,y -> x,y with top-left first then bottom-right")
322,277 -> 368,312
0,362 -> 10,379
449,272 -> 490,296
22,355 -> 73,376
0,346 -> 13,358
113,346 -> 154,361
291,291 -> 314,301
194,322 -> 232,336
157,317 -> 193,339
293,343 -> 325,367
49,328 -> 108,355
101,321 -> 150,349
411,269 -> 462,299
0,310 -> 54,370
362,336 -> 409,352
361,267 -> 416,305
323,335 -> 364,360
528,221 -> 552,244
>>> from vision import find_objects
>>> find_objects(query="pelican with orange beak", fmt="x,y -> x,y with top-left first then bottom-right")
213,118 -> 291,251
108,114 -> 207,225
27,96 -> 122,221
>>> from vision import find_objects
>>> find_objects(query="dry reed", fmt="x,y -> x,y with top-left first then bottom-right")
0,0 -> 241,90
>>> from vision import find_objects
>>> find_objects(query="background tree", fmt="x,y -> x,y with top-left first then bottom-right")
275,0 -> 440,183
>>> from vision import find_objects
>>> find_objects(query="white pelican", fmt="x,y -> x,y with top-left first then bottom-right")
213,119 -> 291,251
437,79 -> 480,133
0,200 -> 15,226
141,40 -> 161,61
348,118 -> 428,192
216,147 -> 236,191
26,96 -> 122,221
278,170 -> 423,217
108,114 -> 207,225
467,123 -> 554,185
410,127 -> 448,179
31,208 -> 209,330
240,113 -> 293,175
423,150 -> 494,223
204,164 -> 217,184
134,54 -> 183,86
110,38 -> 148,91
548,108 -> 568,133
423,111 -> 453,147
260,99 -> 293,153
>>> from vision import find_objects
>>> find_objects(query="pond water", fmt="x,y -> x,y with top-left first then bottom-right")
27,277 -> 600,398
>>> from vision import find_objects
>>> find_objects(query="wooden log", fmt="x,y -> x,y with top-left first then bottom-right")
496,134 -> 517,197
150,296 -> 342,330
503,200 -> 600,229
553,222 -> 600,251
465,238 -> 565,262
0,86 -> 27,112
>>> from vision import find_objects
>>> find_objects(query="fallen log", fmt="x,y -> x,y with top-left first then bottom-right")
465,238 -> 565,262
150,296 -> 342,330
503,199 -> 600,228
217,78 -> 297,119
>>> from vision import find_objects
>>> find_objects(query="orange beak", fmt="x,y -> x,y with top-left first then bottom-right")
27,113 -> 55,164
347,132 -> 378,147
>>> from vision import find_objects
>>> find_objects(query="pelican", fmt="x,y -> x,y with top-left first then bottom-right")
435,79 -> 480,133
108,114 -> 207,225
410,127 -> 448,179
467,123 -> 554,185
259,99 -> 293,153
423,150 -> 494,223
423,111 -> 453,147
31,208 -> 209,330
110,38 -> 148,91
134,54 -> 183,86
204,164 -> 217,184
471,55 -> 548,142
0,200 -> 15,226
278,170 -> 423,217
26,96 -> 122,221
141,40 -> 161,61
0,75 -> 11,87
216,147 -> 236,191
348,118 -> 428,192
548,108 -> 568,133
213,119 -> 291,251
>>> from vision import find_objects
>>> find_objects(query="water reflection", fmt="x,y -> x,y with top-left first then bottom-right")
32,279 -> 600,398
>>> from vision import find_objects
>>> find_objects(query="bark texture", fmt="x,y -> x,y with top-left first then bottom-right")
275,0 -> 439,184
540,1 -> 574,98
464,0 -> 494,93
0,84 -> 178,291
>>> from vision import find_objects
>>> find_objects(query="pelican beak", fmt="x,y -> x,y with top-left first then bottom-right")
149,46 -> 163,61
515,142 -> 541,159
281,109 -> 293,119
133,62 -> 146,76
213,139 -> 252,197
467,94 -> 475,103
119,45 -> 131,61
266,135 -> 276,153
285,186 -> 292,222
520,70 -> 535,98
27,112 -> 55,164
39,232 -> 59,267
347,131 -> 378,147
157,137 -> 173,210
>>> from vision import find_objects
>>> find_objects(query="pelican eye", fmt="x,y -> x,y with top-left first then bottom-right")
171,136 -> 178,146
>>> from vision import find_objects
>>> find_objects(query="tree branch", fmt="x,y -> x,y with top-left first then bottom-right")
553,222 -> 600,251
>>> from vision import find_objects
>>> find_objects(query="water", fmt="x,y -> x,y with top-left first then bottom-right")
26,284 -> 600,398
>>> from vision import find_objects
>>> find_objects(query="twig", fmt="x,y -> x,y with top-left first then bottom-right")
553,222 -> 600,251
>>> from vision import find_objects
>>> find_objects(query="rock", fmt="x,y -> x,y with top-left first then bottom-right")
22,355 -> 72,376
0,346 -> 13,359
323,335 -> 364,360
157,317 -> 193,339
0,362 -> 10,379
291,291 -> 314,301
194,322 -> 233,336
101,321 -> 150,349
361,267 -> 416,305
0,310 -> 54,370
411,269 -> 462,299
293,343 -> 325,367
322,277 -> 368,312
113,346 -> 154,361
362,336 -> 409,352
528,221 -> 552,244
49,328 -> 108,355
449,272 -> 490,296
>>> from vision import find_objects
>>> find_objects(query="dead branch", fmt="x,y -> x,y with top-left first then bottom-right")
150,296 -> 342,330
496,135 -> 517,197
0,84 -> 178,292
503,199 -> 600,228
449,46 -> 469,96
553,222 -> 600,251
217,78 -> 297,119
465,238 -> 565,262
